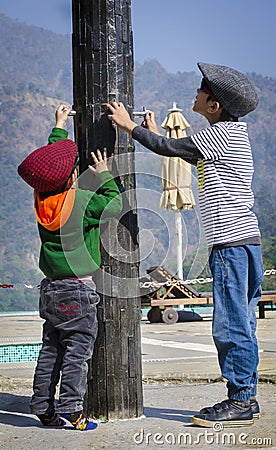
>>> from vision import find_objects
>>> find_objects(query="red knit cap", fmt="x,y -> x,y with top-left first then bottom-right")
18,140 -> 78,193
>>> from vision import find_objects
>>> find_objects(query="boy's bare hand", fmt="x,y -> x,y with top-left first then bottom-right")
141,110 -> 161,135
88,149 -> 108,174
55,104 -> 72,129
107,101 -> 137,134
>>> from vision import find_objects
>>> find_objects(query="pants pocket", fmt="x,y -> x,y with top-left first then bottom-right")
209,248 -> 228,272
54,290 -> 83,320
217,249 -> 227,268
88,291 -> 100,307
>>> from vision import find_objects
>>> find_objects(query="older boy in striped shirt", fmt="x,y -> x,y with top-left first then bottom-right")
107,62 -> 264,428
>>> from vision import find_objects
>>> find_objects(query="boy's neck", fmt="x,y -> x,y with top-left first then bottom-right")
204,113 -> 221,125
202,111 -> 238,125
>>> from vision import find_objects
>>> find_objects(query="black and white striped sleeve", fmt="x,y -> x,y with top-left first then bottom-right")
191,123 -> 230,160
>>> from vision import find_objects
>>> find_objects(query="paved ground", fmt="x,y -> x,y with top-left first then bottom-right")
0,311 -> 275,449
1,311 -> 275,383
1,382 -> 275,450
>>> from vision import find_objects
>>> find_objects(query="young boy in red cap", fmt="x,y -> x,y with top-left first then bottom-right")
18,104 -> 122,430
107,63 -> 264,428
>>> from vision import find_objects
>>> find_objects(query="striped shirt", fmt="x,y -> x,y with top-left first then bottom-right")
191,121 -> 260,246
132,123 -> 261,248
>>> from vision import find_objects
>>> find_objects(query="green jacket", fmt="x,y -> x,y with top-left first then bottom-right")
35,128 -> 122,278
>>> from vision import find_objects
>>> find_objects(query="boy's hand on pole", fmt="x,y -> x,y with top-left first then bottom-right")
107,101 -> 137,134
55,104 -> 72,129
141,111 -> 161,135
88,149 -> 109,174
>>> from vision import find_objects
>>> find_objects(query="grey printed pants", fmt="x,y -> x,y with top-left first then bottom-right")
30,277 -> 99,415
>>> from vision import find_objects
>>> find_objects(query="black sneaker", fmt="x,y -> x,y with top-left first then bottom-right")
192,399 -> 254,428
200,398 -> 260,420
38,412 -> 66,427
250,399 -> 260,419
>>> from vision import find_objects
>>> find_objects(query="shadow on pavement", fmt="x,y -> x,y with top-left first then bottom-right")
0,392 -> 39,427
0,392 -> 30,413
0,412 -> 38,428
144,406 -> 197,423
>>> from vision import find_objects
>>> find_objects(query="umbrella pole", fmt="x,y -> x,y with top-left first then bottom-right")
175,209 -> 183,279
175,210 -> 184,310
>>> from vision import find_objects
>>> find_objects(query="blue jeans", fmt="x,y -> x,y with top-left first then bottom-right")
209,245 -> 264,403
30,277 -> 99,415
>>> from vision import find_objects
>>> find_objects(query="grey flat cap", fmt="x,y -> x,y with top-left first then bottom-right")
197,62 -> 259,117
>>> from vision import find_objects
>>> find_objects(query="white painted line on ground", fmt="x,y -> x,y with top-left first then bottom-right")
142,337 -> 217,353
143,355 -> 217,363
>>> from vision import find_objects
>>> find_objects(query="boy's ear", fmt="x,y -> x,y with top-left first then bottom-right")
207,100 -> 221,114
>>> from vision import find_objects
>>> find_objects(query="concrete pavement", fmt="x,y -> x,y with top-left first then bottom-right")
0,311 -> 275,449
1,311 -> 275,382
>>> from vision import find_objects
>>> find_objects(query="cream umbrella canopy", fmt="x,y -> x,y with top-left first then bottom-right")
160,102 -> 195,280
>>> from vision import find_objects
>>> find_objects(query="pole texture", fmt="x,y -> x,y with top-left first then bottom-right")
72,0 -> 143,420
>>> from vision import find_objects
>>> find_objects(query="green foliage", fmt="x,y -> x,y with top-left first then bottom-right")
254,186 -> 276,239
262,237 -> 276,268
0,15 -> 275,311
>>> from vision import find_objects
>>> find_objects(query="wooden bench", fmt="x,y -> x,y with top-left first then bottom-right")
258,291 -> 276,318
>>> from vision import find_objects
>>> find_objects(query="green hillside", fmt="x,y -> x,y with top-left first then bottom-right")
0,14 -> 72,100
0,15 -> 275,311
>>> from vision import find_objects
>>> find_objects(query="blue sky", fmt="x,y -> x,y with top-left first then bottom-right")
0,0 -> 275,78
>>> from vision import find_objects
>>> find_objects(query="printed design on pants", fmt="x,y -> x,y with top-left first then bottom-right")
58,301 -> 80,317
54,292 -> 83,320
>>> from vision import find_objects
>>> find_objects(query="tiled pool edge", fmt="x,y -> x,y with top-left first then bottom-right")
0,343 -> 42,363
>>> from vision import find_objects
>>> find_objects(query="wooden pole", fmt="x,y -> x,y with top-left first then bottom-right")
71,0 -> 143,420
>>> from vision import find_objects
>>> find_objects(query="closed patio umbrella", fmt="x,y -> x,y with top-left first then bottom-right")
160,102 -> 195,280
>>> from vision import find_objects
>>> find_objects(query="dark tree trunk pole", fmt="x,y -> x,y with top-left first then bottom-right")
71,0 -> 143,420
